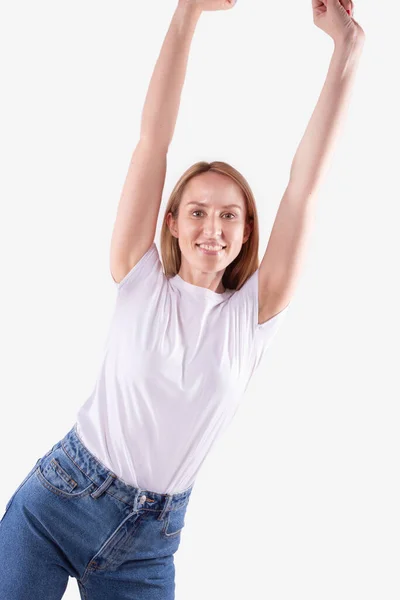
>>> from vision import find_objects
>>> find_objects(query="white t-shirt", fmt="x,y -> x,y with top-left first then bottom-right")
75,242 -> 290,494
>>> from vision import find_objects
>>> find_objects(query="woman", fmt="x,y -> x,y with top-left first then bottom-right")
0,0 -> 365,598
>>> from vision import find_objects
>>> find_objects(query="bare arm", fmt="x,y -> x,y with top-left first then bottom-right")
110,2 -> 202,283
289,34 -> 364,194
258,32 -> 365,322
140,1 -> 202,145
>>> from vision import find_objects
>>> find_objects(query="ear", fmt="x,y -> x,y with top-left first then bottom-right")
243,220 -> 253,244
166,212 -> 179,239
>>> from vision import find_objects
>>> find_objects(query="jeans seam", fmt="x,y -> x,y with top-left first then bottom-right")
80,512 -> 146,582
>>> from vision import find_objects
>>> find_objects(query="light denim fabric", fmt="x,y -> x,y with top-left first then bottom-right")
0,423 -> 193,599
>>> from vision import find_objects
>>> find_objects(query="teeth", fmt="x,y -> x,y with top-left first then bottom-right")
198,244 -> 224,251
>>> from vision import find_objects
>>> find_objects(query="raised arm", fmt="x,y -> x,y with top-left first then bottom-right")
258,0 -> 365,324
110,2 -> 203,284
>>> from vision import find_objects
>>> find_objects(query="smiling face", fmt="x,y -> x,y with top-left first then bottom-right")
166,171 -> 252,291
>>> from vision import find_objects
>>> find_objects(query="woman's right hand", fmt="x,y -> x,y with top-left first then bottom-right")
179,0 -> 237,12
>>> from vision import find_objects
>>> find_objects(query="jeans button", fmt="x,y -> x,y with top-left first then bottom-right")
140,494 -> 147,504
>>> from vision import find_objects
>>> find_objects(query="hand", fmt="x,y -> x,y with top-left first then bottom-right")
179,0 -> 237,11
313,0 -> 365,44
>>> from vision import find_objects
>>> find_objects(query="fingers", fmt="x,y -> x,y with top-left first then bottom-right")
333,0 -> 353,15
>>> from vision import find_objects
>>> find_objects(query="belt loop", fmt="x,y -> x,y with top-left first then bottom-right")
158,494 -> 173,522
90,473 -> 116,499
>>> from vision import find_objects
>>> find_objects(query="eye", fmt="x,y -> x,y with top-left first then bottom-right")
191,210 -> 236,219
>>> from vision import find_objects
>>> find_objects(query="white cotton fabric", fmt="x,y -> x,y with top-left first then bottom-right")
75,242 -> 290,494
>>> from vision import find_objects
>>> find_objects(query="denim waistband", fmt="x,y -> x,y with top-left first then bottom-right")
58,423 -> 194,516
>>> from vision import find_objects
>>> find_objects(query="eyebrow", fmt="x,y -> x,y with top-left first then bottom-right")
185,201 -> 243,211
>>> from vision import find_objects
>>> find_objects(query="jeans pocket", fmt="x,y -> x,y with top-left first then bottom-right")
36,442 -> 96,499
161,503 -> 188,538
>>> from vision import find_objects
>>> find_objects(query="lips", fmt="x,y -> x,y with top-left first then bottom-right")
196,244 -> 226,249
196,244 -> 226,257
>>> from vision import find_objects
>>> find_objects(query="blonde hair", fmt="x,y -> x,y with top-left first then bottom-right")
160,161 -> 260,291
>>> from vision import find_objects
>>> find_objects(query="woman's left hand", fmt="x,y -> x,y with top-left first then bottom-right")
313,0 -> 365,44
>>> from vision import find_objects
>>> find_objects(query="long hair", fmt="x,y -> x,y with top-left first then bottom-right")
160,161 -> 261,291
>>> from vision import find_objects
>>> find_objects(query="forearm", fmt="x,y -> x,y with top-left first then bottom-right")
289,34 -> 365,196
140,1 -> 202,148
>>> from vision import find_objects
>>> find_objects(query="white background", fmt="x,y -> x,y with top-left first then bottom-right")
1,0 -> 399,598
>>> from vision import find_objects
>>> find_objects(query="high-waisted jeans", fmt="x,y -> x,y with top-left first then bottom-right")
0,423 -> 193,599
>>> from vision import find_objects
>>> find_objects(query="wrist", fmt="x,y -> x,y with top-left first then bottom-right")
177,0 -> 203,17
334,30 -> 365,52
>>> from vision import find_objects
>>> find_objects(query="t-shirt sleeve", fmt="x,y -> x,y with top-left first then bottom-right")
229,268 -> 290,363
112,242 -> 165,293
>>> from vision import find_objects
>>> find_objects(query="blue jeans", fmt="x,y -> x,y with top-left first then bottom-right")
0,423 -> 193,599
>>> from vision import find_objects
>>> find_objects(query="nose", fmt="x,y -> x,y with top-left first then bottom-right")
202,214 -> 223,238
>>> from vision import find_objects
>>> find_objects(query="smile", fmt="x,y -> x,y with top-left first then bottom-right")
196,244 -> 226,255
